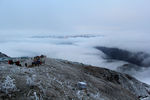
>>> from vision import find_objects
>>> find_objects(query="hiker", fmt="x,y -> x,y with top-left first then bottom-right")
35,56 -> 42,66
37,59 -> 41,66
32,62 -> 35,67
40,55 -> 46,64
30,55 -> 45,67
15,61 -> 21,66
25,63 -> 28,67
8,60 -> 14,65
40,55 -> 45,58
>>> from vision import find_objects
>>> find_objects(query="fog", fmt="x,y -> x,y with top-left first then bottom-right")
0,0 -> 150,84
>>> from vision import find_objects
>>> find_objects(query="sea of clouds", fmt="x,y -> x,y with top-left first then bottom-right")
0,32 -> 150,84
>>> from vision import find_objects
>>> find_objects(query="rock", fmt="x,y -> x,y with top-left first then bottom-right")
77,82 -> 87,90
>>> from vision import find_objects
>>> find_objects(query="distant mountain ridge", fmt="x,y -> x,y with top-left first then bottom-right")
95,46 -> 150,67
31,34 -> 103,39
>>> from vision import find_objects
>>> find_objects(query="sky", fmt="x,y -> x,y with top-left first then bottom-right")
0,0 -> 150,34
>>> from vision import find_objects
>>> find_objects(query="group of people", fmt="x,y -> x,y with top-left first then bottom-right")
8,60 -> 21,66
31,55 -> 46,67
8,55 -> 46,67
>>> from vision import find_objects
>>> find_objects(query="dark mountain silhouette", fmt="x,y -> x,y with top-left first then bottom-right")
95,46 -> 150,67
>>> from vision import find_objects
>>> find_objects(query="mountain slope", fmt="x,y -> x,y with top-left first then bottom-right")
0,57 -> 150,100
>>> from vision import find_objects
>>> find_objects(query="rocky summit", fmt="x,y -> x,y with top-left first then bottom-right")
0,55 -> 150,100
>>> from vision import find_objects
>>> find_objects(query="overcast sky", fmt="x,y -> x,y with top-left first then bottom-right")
0,0 -> 150,34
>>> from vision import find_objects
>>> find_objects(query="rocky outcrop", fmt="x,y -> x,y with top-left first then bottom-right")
0,57 -> 150,100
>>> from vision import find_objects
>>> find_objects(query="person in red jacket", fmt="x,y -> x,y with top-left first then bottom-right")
15,61 -> 21,66
8,60 -> 14,65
